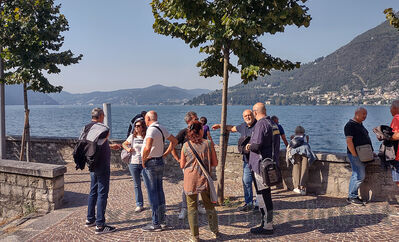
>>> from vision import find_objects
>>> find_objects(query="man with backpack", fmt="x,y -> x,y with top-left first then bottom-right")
141,110 -> 178,231
82,108 -> 116,234
245,103 -> 279,235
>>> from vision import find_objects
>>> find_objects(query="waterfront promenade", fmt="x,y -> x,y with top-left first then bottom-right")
1,162 -> 399,241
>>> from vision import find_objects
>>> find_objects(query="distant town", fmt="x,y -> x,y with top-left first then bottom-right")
264,85 -> 399,106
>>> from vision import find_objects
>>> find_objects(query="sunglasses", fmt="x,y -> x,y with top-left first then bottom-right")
135,124 -> 143,128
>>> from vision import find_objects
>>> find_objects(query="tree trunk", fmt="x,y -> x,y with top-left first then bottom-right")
19,82 -> 30,162
217,45 -> 230,205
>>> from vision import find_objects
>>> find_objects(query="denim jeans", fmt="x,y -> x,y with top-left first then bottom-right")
128,163 -> 148,207
143,157 -> 165,225
242,162 -> 254,205
87,169 -> 110,227
348,153 -> 366,199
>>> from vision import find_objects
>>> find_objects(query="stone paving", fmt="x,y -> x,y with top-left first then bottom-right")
3,162 -> 399,241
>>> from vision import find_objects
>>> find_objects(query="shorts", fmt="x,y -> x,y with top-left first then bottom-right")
391,160 -> 399,182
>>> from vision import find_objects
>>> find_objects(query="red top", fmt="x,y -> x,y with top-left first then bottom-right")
390,114 -> 399,160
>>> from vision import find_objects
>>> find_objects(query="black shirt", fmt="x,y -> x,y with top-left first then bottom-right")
176,128 -> 188,145
236,120 -> 257,162
344,119 -> 372,154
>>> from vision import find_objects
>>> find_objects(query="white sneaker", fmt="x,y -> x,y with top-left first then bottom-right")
264,222 -> 273,230
178,208 -> 187,220
293,188 -> 301,194
198,205 -> 206,215
135,206 -> 143,213
300,189 -> 306,195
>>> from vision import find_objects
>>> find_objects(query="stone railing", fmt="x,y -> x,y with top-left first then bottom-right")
0,159 -> 66,219
4,136 -> 398,202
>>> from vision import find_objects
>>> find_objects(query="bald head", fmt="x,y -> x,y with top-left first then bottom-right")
354,107 -> 367,123
252,102 -> 266,120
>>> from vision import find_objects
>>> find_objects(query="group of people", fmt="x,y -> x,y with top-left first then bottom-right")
79,100 -> 399,240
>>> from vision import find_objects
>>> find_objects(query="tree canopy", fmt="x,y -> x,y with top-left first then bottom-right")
0,0 -> 82,93
385,8 -> 399,31
152,0 -> 311,83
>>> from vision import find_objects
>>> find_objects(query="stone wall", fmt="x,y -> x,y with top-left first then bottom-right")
5,136 -> 399,202
0,159 -> 66,219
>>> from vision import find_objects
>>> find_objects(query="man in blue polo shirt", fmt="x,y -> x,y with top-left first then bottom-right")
212,109 -> 257,212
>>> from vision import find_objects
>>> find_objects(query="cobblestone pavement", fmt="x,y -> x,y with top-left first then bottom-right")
12,163 -> 399,241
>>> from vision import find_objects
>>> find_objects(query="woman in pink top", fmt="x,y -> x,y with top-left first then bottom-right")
180,121 -> 219,241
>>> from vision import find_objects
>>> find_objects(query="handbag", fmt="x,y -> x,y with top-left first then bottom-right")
121,135 -> 133,163
187,141 -> 217,203
259,121 -> 282,187
355,144 -> 374,162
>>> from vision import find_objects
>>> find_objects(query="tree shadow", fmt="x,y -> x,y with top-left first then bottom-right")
212,213 -> 388,241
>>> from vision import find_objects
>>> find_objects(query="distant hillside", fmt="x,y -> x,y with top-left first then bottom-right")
5,85 -> 58,105
50,85 -> 211,105
188,20 -> 399,105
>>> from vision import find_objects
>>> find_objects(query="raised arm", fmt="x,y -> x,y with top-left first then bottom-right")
212,124 -> 237,132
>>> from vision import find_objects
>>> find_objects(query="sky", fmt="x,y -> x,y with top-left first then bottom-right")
50,0 -> 399,94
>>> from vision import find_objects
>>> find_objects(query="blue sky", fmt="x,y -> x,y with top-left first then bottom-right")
50,0 -> 399,94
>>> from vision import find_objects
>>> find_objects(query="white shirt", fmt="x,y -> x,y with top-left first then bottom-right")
125,135 -> 144,164
142,121 -> 171,158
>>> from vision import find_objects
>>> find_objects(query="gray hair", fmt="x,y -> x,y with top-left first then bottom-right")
392,100 -> 399,109
184,111 -> 197,124
91,107 -> 104,119
295,126 -> 305,135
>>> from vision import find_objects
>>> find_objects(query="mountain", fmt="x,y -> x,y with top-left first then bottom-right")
5,85 -> 58,105
187,20 -> 399,105
49,85 -> 211,105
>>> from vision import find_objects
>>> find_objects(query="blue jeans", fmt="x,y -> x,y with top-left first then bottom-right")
128,163 -> 148,207
143,157 -> 165,225
87,169 -> 110,227
348,153 -> 366,199
243,162 -> 254,205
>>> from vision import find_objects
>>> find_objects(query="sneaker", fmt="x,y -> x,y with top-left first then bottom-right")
250,225 -> 273,235
198,204 -> 206,215
160,222 -> 167,229
95,225 -> 116,235
85,220 -> 96,227
346,197 -> 365,206
135,206 -> 143,213
238,203 -> 253,212
142,224 -> 162,232
178,208 -> 187,220
293,188 -> 301,194
300,189 -> 306,196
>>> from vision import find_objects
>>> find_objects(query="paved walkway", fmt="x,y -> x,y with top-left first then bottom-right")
2,162 -> 399,241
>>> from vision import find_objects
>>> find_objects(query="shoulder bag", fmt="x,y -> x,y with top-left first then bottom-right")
121,135 -> 133,163
355,144 -> 374,162
187,141 -> 217,203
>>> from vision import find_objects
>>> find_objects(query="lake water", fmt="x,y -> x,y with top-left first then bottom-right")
4,105 -> 393,153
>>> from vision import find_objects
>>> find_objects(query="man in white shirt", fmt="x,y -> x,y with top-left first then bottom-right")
141,110 -> 177,231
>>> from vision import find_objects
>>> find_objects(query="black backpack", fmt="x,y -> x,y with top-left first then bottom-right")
73,123 -> 97,170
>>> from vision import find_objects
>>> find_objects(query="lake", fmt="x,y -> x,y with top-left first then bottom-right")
4,105 -> 393,153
